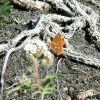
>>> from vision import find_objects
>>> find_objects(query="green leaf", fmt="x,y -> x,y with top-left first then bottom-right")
32,91 -> 42,98
6,85 -> 22,99
43,79 -> 51,89
21,85 -> 30,89
24,89 -> 27,94
0,0 -> 13,14
43,91 -> 54,95
0,0 -> 13,26
42,73 -> 63,80
31,84 -> 43,90
26,66 -> 34,73
44,87 -> 55,91
0,17 -> 4,26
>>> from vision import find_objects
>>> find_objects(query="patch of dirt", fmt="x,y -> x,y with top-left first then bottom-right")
0,0 -> 100,100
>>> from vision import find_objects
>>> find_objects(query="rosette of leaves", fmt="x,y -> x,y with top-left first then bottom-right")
6,69 -> 63,100
0,0 -> 13,27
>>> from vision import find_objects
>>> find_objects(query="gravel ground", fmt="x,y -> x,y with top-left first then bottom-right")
0,1 -> 100,100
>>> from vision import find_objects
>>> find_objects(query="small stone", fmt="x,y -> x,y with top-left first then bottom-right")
63,86 -> 68,92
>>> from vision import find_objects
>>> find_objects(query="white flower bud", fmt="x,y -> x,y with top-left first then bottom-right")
42,51 -> 54,67
24,39 -> 48,59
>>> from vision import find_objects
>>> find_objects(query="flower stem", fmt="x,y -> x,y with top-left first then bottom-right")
40,93 -> 44,100
33,57 -> 39,84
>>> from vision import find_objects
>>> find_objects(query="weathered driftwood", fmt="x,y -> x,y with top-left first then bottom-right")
78,0 -> 100,6
0,0 -> 100,99
0,14 -> 100,67
9,0 -> 51,11
77,89 -> 100,100
8,0 -> 100,48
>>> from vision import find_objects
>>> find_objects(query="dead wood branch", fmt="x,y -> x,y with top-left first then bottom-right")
9,0 -> 100,48
9,0 -> 51,12
77,89 -> 100,100
78,0 -> 100,6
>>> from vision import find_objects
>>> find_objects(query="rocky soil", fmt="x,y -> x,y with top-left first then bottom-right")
0,0 -> 100,100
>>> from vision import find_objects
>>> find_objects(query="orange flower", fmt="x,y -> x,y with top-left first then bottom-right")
48,32 -> 65,55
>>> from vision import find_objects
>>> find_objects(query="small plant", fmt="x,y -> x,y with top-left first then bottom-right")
24,38 -> 54,84
0,0 -> 13,26
32,73 -> 63,100
6,74 -> 32,99
6,39 -> 63,100
6,72 -> 62,100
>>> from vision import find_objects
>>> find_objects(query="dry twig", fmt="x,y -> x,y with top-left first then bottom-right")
77,89 -> 100,100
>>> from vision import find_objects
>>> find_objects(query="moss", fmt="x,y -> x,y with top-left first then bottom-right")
0,0 -> 13,27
